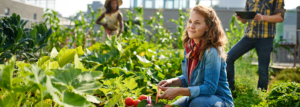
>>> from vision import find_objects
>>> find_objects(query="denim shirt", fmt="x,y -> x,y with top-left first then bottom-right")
178,47 -> 234,105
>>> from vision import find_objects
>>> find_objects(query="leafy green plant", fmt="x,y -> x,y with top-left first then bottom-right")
43,9 -> 62,51
169,9 -> 189,49
271,67 -> 300,83
146,11 -> 173,49
266,82 -> 300,107
0,47 -> 103,107
0,13 -> 52,63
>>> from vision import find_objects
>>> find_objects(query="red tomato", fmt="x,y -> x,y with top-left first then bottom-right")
125,97 -> 134,106
138,95 -> 148,101
133,99 -> 140,107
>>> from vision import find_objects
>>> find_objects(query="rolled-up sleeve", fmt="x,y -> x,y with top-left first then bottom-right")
274,0 -> 285,18
178,75 -> 188,87
188,48 -> 221,98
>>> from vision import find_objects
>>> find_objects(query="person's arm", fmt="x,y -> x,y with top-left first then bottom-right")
96,11 -> 107,27
117,12 -> 124,38
188,48 -> 221,98
158,87 -> 191,100
254,0 -> 285,23
166,77 -> 184,87
254,14 -> 283,22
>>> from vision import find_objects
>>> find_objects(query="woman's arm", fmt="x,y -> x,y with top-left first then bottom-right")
158,77 -> 184,87
117,13 -> 124,37
158,87 -> 191,100
96,11 -> 107,27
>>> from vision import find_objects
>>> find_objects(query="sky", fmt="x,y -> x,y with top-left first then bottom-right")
25,0 -> 300,18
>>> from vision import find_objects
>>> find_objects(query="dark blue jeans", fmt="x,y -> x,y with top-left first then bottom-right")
226,36 -> 274,90
172,96 -> 233,107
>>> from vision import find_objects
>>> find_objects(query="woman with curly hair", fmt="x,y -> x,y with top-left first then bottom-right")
96,0 -> 123,42
157,5 -> 234,107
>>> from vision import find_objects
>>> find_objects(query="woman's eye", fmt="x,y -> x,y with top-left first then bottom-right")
196,22 -> 200,24
188,21 -> 192,23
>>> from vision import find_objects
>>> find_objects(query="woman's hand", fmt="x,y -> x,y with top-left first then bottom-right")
158,86 -> 179,100
158,79 -> 173,87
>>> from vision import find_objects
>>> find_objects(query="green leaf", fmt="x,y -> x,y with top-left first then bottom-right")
37,56 -> 50,67
99,88 -> 112,96
0,56 -> 15,90
136,55 -> 151,63
63,91 -> 91,107
40,60 -> 60,70
26,64 -> 47,91
74,53 -> 85,70
58,49 -> 76,67
124,78 -> 138,90
86,95 -> 104,104
114,76 -> 125,90
16,61 -> 31,71
52,69 -> 102,95
134,88 -> 144,99
75,46 -> 84,56
109,67 -> 123,75
44,76 -> 63,105
104,93 -> 122,107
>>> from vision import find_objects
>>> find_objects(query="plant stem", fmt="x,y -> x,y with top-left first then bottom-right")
17,93 -> 24,107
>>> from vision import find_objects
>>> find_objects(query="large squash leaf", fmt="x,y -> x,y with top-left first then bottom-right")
52,69 -> 102,95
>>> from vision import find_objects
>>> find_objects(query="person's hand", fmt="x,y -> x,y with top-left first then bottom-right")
158,80 -> 173,87
254,13 -> 264,21
103,23 -> 108,28
158,86 -> 179,100
235,13 -> 243,21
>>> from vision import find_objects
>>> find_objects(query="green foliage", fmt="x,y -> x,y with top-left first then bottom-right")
272,67 -> 300,83
146,11 -> 173,49
266,82 -> 300,107
231,60 -> 265,107
0,13 -> 52,63
169,9 -> 189,49
0,46 -> 102,107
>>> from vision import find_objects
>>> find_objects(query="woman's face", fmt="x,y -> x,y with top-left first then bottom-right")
187,11 -> 209,42
111,0 -> 118,10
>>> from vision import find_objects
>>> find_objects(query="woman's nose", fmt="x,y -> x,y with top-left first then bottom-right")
190,23 -> 195,29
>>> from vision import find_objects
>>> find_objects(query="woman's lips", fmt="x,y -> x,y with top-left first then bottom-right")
189,31 -> 196,33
